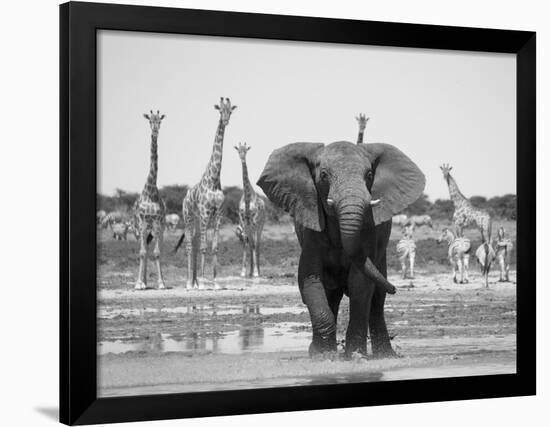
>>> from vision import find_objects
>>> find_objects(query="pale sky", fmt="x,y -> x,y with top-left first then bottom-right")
97,30 -> 516,201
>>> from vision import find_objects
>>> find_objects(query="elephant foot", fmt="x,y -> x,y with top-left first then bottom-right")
309,332 -> 337,357
371,335 -> 398,359
344,334 -> 367,359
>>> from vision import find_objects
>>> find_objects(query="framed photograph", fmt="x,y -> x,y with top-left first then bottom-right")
60,1 -> 535,425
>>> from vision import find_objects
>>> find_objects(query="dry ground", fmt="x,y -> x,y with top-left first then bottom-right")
97,220 -> 516,397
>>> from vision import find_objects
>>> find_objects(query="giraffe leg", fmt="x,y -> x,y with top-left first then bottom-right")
410,250 -> 415,279
181,218 -> 194,290
211,212 -> 223,289
252,245 -> 259,278
135,225 -> 148,290
152,223 -> 165,289
255,225 -> 263,277
498,255 -> 505,281
240,237 -> 247,278
198,218 -> 208,290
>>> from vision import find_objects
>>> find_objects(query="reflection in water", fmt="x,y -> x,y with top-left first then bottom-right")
99,322 -> 309,356
99,303 -> 306,319
239,327 -> 264,350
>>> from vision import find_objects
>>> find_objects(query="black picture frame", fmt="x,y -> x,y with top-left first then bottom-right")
60,1 -> 536,425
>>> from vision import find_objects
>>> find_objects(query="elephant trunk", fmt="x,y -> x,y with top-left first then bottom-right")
337,189 -> 369,256
336,188 -> 396,295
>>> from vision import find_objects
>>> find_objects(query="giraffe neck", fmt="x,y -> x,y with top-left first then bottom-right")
357,129 -> 364,144
143,132 -> 158,194
241,159 -> 253,217
445,174 -> 468,207
202,118 -> 226,189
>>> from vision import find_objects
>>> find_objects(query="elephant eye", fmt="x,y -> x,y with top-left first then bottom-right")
320,171 -> 328,181
365,171 -> 373,184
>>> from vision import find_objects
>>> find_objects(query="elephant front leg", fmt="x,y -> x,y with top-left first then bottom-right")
345,264 -> 374,358
298,255 -> 336,356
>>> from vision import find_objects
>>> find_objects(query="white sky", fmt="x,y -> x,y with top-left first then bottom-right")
97,30 -> 516,201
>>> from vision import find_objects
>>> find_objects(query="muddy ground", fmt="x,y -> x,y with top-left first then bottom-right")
97,224 -> 516,397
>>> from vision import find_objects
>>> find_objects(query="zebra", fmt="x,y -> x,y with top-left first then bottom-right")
396,224 -> 416,279
476,242 -> 496,288
165,213 -> 180,231
494,227 -> 513,282
438,228 -> 471,284
96,210 -> 106,226
101,211 -> 126,230
112,222 -> 129,240
392,214 -> 408,227
406,214 -> 433,228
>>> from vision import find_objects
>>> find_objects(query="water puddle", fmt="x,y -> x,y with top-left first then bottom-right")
99,303 -> 306,319
99,322 -> 311,356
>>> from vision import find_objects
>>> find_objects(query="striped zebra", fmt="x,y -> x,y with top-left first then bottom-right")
494,227 -> 513,282
396,224 -> 416,279
101,211 -> 126,230
392,214 -> 408,227
476,242 -> 496,288
112,222 -> 131,240
438,228 -> 471,284
406,214 -> 433,228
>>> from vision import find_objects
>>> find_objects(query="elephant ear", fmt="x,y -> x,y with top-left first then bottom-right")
358,143 -> 426,225
257,143 -> 325,231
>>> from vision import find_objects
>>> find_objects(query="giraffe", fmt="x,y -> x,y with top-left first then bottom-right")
133,110 -> 166,290
440,164 -> 492,242
355,113 -> 369,144
234,142 -> 266,278
175,98 -> 237,290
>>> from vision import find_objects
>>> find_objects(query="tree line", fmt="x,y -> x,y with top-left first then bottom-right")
98,186 -> 516,225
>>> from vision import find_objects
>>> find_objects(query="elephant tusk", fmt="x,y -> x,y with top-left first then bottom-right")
327,198 -> 335,207
370,199 -> 381,206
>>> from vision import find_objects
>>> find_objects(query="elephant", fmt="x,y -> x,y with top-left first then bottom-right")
257,141 -> 425,358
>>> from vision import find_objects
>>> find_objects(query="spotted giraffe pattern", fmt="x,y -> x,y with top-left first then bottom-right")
133,110 -> 166,290
440,164 -> 492,242
177,98 -> 237,289
234,142 -> 266,278
355,113 -> 369,144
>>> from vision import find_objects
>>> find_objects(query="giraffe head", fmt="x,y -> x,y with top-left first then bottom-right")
234,142 -> 251,162
214,97 -> 237,126
440,163 -> 453,180
356,113 -> 370,131
144,110 -> 165,135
